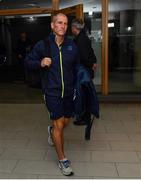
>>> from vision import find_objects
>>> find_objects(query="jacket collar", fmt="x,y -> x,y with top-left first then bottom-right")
49,32 -> 68,46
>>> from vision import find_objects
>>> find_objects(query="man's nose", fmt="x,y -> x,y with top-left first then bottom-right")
62,23 -> 66,28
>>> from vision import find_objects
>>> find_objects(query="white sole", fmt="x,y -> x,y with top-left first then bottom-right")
58,164 -> 73,176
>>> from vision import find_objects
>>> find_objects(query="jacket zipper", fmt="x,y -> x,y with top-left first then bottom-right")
59,46 -> 64,98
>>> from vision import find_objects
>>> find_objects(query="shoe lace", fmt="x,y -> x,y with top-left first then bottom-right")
61,160 -> 71,168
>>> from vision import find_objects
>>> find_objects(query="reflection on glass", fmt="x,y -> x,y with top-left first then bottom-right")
83,0 -> 102,91
109,1 -> 141,93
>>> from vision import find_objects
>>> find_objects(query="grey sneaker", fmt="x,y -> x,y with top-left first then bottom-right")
58,159 -> 73,176
48,126 -> 54,146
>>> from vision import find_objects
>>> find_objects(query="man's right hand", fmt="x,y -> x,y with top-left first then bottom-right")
41,57 -> 52,68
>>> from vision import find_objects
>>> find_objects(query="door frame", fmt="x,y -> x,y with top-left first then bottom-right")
102,0 -> 109,95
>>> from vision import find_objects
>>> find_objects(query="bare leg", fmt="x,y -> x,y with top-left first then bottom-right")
64,118 -> 70,127
62,118 -> 70,155
52,117 -> 70,160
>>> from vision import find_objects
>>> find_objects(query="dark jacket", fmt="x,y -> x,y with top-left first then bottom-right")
74,65 -> 99,118
74,30 -> 97,78
25,33 -> 78,97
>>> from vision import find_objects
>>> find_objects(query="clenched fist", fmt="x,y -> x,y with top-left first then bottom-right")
41,57 -> 52,67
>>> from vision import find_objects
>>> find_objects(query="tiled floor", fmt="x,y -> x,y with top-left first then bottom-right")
0,103 -> 141,178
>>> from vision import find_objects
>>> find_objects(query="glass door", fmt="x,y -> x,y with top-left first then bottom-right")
108,0 -> 141,94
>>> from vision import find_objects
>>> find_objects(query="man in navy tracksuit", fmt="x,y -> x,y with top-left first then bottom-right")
25,13 -> 78,176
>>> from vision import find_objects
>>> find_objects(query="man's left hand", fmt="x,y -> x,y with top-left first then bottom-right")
92,63 -> 97,71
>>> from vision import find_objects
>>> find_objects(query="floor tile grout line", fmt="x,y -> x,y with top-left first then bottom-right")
11,159 -> 20,174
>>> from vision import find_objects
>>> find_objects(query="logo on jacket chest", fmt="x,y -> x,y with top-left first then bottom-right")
67,45 -> 73,51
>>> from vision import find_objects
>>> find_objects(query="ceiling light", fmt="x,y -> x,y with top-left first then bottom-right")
27,16 -> 36,22
126,26 -> 133,32
89,11 -> 93,16
108,23 -> 115,28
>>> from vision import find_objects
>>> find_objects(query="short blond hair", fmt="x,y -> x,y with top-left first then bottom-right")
51,13 -> 68,23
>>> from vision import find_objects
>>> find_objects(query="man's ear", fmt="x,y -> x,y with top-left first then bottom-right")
51,22 -> 54,30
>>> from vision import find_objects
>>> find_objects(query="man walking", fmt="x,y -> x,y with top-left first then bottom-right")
71,18 -> 97,126
25,13 -> 78,176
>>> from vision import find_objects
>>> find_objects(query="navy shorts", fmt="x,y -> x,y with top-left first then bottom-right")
44,95 -> 74,120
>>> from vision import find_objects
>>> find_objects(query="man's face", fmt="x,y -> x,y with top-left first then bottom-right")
71,26 -> 77,36
21,33 -> 27,41
51,14 -> 68,37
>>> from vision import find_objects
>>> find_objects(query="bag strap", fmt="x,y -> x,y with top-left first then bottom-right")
43,37 -> 52,58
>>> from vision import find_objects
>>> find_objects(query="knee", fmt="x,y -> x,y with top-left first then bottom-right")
53,125 -> 63,132
52,126 -> 64,138
52,120 -> 65,134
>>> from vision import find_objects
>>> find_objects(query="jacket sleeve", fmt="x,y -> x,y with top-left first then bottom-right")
74,43 -> 80,65
72,42 -> 80,87
77,35 -> 97,68
24,40 -> 44,70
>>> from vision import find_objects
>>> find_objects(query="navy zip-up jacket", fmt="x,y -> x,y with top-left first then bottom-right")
74,65 -> 99,118
25,33 -> 78,97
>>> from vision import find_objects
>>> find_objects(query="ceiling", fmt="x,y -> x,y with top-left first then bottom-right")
0,0 -> 141,13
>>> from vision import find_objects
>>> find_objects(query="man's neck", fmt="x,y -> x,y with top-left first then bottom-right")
55,35 -> 64,46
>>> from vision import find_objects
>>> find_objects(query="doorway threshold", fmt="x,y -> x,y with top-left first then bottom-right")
98,93 -> 141,103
